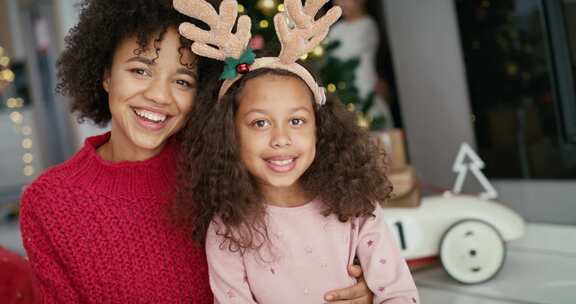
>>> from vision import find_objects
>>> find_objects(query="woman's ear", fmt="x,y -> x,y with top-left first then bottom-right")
102,69 -> 111,92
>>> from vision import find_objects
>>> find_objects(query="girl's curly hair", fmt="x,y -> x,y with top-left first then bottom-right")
57,0 -> 221,126
174,68 -> 393,252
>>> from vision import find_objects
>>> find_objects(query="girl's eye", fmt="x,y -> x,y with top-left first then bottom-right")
252,120 -> 271,129
290,118 -> 305,126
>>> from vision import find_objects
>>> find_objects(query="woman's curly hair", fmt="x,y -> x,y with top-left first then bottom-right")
57,0 -> 221,126
174,68 -> 393,252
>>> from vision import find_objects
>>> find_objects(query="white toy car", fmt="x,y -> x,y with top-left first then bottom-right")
384,193 -> 525,284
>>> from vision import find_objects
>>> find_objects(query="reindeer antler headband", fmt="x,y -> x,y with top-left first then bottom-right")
173,0 -> 342,105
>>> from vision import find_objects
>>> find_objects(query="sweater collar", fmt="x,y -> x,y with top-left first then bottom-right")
64,132 -> 178,199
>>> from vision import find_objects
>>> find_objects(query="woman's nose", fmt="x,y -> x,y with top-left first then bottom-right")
143,77 -> 171,105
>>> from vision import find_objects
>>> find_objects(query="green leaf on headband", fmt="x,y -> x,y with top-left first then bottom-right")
220,48 -> 256,80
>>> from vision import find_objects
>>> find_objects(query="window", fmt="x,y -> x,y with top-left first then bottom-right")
456,0 -> 576,178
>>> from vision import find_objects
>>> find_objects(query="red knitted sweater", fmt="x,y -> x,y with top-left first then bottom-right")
19,133 -> 213,303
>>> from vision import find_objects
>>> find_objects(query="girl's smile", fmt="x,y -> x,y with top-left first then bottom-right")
263,155 -> 299,173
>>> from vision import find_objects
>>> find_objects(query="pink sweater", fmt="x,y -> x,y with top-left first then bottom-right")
20,133 -> 213,303
206,199 -> 419,304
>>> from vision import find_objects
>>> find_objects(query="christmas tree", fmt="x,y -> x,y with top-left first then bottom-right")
238,0 -> 385,129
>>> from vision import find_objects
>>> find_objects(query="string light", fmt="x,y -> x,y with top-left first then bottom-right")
23,165 -> 34,177
312,45 -> 324,57
0,56 -> 9,67
0,69 -> 14,82
277,4 -> 285,12
357,112 -> 372,129
299,53 -> 309,61
6,98 -> 18,108
327,83 -> 337,93
259,20 -> 270,29
0,47 -> 15,83
1,45 -> 36,185
257,0 -> 278,16
22,153 -> 33,164
238,4 -> 245,13
22,138 -> 33,149
9,111 -> 23,124
506,63 -> 518,76
21,126 -> 32,136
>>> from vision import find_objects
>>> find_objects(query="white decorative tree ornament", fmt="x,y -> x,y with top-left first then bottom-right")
451,143 -> 498,200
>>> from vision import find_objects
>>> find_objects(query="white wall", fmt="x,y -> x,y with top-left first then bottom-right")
383,0 -> 476,188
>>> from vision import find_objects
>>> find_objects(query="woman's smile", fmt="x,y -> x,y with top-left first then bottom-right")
131,106 -> 171,131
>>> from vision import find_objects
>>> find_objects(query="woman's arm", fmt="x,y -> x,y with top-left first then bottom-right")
324,264 -> 374,303
20,188 -> 79,303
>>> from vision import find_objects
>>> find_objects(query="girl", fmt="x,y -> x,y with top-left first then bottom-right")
174,0 -> 419,302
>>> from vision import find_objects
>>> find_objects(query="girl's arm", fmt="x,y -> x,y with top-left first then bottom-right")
206,221 -> 257,304
355,205 -> 420,304
19,188 -> 79,303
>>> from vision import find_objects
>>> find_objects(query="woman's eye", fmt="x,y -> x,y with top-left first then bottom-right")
176,79 -> 193,88
252,120 -> 270,128
130,68 -> 148,76
290,118 -> 305,126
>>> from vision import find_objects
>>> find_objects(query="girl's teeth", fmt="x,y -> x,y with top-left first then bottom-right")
134,109 -> 167,122
269,159 -> 294,166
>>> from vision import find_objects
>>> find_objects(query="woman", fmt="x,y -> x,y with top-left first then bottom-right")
19,0 -> 373,303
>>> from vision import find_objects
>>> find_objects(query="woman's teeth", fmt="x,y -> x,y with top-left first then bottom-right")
134,108 -> 167,123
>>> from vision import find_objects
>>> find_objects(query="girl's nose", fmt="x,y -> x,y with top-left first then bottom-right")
270,127 -> 292,149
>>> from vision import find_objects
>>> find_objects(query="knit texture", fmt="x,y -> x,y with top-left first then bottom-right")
19,133 -> 213,303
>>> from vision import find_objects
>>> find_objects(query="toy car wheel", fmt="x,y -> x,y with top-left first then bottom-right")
440,219 -> 506,284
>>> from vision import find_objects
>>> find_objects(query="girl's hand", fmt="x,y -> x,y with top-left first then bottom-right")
324,265 -> 374,303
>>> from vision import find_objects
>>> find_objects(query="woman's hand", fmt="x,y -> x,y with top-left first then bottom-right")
324,265 -> 374,303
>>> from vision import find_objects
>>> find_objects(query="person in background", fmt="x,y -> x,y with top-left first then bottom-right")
330,0 -> 395,129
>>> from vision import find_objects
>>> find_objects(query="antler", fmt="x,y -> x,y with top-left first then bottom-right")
173,0 -> 252,61
275,0 -> 341,63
